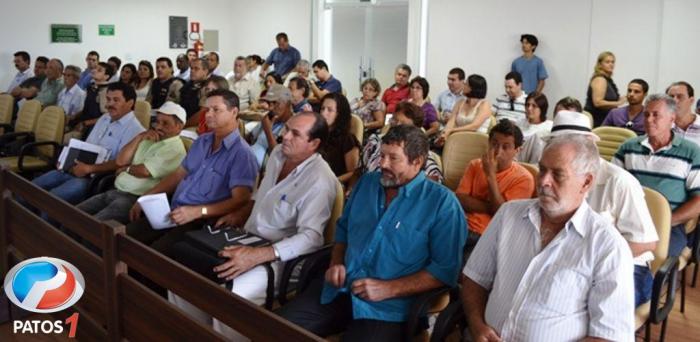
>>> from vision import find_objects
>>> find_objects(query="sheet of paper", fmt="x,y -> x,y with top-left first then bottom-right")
58,139 -> 110,169
137,193 -> 176,230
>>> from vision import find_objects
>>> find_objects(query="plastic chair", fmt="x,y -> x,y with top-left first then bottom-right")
592,126 -> 637,161
441,131 -> 489,191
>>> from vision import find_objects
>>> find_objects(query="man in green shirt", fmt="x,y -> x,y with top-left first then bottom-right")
35,58 -> 65,106
77,101 -> 187,223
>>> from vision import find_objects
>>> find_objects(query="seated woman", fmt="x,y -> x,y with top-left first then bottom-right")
134,60 -> 154,101
362,101 -> 444,183
521,92 -> 552,139
288,76 -> 313,113
319,93 -> 360,185
350,78 -> 386,134
119,63 -> 138,87
435,74 -> 491,147
408,76 -> 439,136
245,54 -> 264,83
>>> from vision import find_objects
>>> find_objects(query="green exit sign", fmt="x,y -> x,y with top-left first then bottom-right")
99,25 -> 115,36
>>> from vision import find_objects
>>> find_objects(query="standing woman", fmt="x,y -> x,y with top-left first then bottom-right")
319,93 -> 360,185
409,76 -> 440,136
584,51 -> 625,127
134,60 -> 154,101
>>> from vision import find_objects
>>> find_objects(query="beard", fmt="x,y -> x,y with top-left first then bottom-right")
380,169 -> 401,188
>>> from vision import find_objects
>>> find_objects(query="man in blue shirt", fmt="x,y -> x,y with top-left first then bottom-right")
278,125 -> 466,340
511,34 -> 548,95
308,59 -> 342,111
77,51 -> 99,90
260,32 -> 301,79
32,82 -> 145,204
127,89 -> 258,252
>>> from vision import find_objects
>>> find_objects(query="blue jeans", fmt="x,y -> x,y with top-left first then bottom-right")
32,170 -> 90,204
634,265 -> 653,307
669,224 -> 687,257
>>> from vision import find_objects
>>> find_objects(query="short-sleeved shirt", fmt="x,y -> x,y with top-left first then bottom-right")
672,114 -> 700,147
57,84 -> 86,117
315,75 -> 342,94
171,130 -> 258,208
492,92 -> 528,128
511,55 -> 548,94
613,133 -> 700,210
381,85 -> 410,114
350,98 -> 385,124
520,120 -> 553,139
265,46 -> 301,76
464,200 -> 634,341
19,75 -> 46,92
321,172 -> 466,322
85,112 -> 146,161
456,159 -> 535,234
601,106 -> 646,135
228,74 -> 261,111
6,68 -> 33,92
35,78 -> 64,106
250,121 -> 285,167
516,134 -> 545,165
77,69 -> 93,90
421,102 -> 438,130
114,135 -> 187,196
323,132 -> 360,177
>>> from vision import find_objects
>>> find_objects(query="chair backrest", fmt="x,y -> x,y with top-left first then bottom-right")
488,115 -> 497,130
518,162 -> 539,198
643,187 -> 672,273
180,136 -> 194,152
323,181 -> 345,244
14,99 -> 42,132
134,100 -> 152,129
349,114 -> 364,144
0,93 -> 13,126
33,106 -> 65,157
592,126 -> 637,161
442,131 -> 489,190
238,118 -> 246,138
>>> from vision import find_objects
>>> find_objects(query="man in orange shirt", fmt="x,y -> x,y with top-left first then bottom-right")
456,119 -> 535,254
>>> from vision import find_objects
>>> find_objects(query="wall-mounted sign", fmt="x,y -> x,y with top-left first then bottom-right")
50,24 -> 81,43
99,25 -> 115,36
169,16 -> 188,49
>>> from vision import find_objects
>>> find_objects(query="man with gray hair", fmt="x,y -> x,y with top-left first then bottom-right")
463,134 -> 634,341
57,65 -> 86,118
283,59 -> 311,87
226,56 -> 260,110
35,58 -> 65,107
614,93 -> 700,257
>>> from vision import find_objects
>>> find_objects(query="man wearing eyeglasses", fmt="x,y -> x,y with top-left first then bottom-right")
601,79 -> 648,135
492,71 -> 527,128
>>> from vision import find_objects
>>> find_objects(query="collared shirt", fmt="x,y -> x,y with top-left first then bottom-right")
210,67 -> 225,77
587,158 -> 658,266
464,199 -> 634,341
602,106 -> 645,135
265,46 -> 301,76
77,69 -> 93,90
350,97 -> 385,124
321,172 -> 466,322
362,133 -> 443,183
176,68 -> 191,81
315,75 -> 342,94
57,84 -> 86,117
516,134 -> 545,164
114,136 -> 187,196
672,113 -> 700,147
613,133 -> 700,209
6,68 -> 33,92
86,112 -> 146,161
492,92 -> 527,128
171,130 -> 258,208
35,78 -> 65,106
511,55 -> 548,94
435,88 -> 465,117
245,145 -> 338,261
228,73 -> 261,110
250,121 -> 285,168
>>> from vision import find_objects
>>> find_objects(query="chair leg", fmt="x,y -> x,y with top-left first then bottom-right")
681,268 -> 686,313
660,318 -> 669,342
692,262 -> 698,288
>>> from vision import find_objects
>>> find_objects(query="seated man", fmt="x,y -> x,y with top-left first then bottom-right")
175,53 -> 190,81
147,57 -> 184,109
169,111 -> 338,340
308,60 -> 342,108
179,58 -> 210,126
57,65 -> 86,118
35,58 -> 65,107
614,93 -> 700,257
279,125 -> 466,340
248,84 -> 294,168
283,59 -> 310,87
10,56 -> 48,102
456,119 -> 534,252
126,89 -> 258,252
226,56 -> 260,111
77,101 -> 187,223
667,81 -> 699,145
5,51 -> 33,93
32,82 -> 145,204
463,134 -> 634,341
381,64 -> 412,114
492,71 -> 527,128
435,67 -> 465,126
601,78 -> 648,135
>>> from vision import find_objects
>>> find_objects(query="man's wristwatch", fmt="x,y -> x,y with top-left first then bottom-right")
272,246 -> 281,261
125,166 -> 131,175
201,206 -> 208,218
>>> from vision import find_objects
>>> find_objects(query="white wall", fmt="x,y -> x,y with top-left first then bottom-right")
425,0 -> 700,117
0,0 -> 312,87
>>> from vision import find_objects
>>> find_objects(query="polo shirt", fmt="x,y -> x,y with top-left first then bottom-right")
672,114 -> 700,147
492,92 -> 527,128
57,84 -> 86,117
321,171 -> 466,322
601,106 -> 646,135
171,129 -> 258,208
511,55 -> 548,94
315,75 -> 342,94
114,136 -> 187,196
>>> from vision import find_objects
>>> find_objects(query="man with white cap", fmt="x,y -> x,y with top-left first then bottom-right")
76,101 -> 187,224
248,84 -> 294,167
545,110 -> 658,308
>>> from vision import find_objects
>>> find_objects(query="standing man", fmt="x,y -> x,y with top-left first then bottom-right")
511,34 -> 548,95
5,51 -> 33,92
78,51 -> 100,89
492,71 -> 528,128
382,64 -> 412,115
601,79 -> 649,135
435,67 -> 466,125
667,82 -> 700,145
261,32 -> 301,79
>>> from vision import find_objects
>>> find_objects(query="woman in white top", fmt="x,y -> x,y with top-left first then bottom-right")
435,74 -> 492,147
134,60 -> 153,101
521,92 -> 553,139
245,54 -> 264,84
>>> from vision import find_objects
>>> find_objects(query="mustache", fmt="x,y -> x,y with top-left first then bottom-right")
537,187 -> 555,197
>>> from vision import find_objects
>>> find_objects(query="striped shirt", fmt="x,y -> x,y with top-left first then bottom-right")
612,134 -> 700,209
492,92 -> 527,128
672,113 -> 700,147
464,199 -> 635,341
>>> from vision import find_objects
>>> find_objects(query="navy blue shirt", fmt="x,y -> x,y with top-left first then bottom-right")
315,75 -> 342,94
321,171 -> 466,322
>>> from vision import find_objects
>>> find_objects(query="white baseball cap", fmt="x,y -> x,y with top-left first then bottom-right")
155,101 -> 187,124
